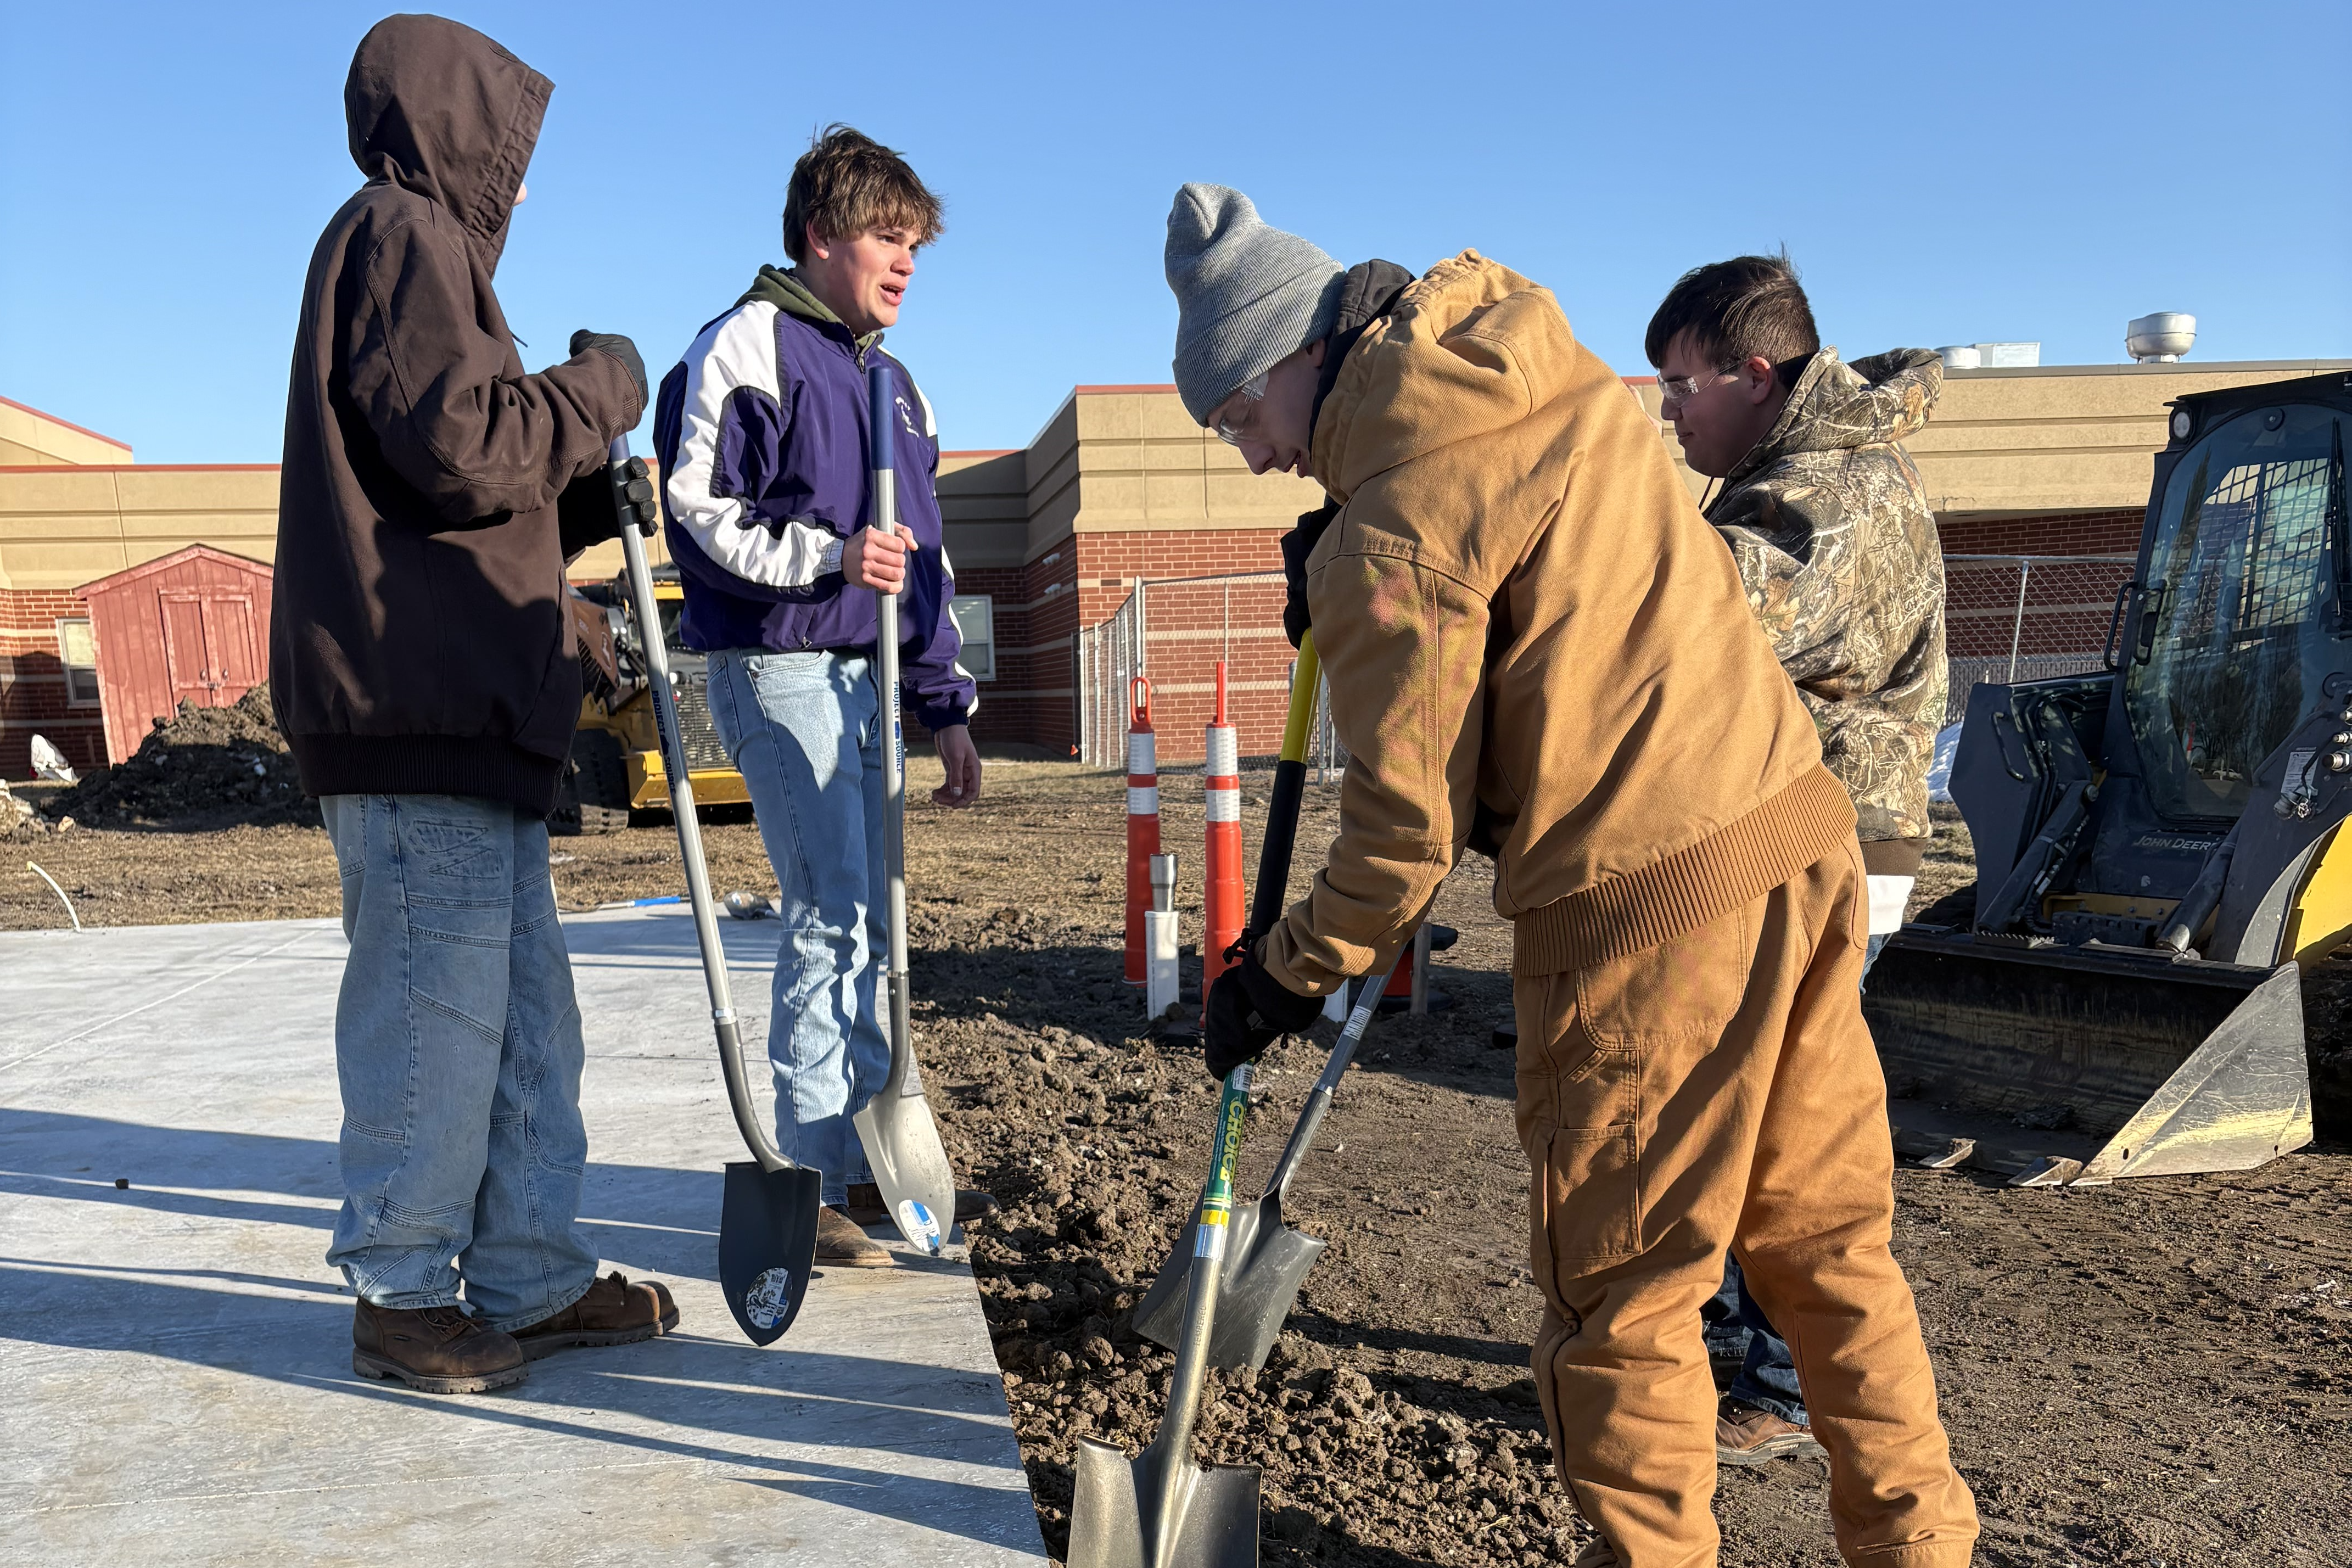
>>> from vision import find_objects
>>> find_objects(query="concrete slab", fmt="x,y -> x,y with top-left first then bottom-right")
0,909 -> 1045,1565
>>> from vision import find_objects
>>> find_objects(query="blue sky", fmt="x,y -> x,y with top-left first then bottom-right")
4,1 -> 2347,463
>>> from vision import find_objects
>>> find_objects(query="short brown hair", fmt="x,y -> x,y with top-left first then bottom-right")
781,124 -> 944,265
1644,254 -> 1819,384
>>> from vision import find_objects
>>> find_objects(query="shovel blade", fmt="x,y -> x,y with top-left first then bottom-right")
1133,1201 -> 1325,1372
1209,1227 -> 1324,1371
718,1160 -> 821,1346
853,1090 -> 957,1255
1068,1439 -> 1261,1568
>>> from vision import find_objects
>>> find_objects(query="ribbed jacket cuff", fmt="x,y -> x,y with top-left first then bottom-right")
291,733 -> 566,819
1513,768 -> 1855,976
1861,835 -> 1929,878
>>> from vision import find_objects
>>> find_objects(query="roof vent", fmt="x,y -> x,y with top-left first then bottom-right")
2127,312 -> 2196,362
1936,342 -> 2040,370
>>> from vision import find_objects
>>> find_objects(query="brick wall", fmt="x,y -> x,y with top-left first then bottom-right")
942,508 -> 2158,760
0,586 -> 104,779
1073,530 -> 1294,765
1936,508 -> 2143,558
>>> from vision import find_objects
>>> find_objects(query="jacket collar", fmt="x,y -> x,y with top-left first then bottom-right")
1721,348 -> 1945,490
738,265 -> 884,356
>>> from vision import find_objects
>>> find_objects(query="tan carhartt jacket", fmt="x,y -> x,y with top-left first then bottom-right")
1262,253 -> 1856,994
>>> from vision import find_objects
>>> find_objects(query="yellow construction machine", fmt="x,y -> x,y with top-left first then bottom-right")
1864,369 -> 2351,1185
553,566 -> 749,835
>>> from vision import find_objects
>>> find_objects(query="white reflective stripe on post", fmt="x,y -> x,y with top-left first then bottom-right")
1205,726 -> 1237,776
1128,733 -> 1156,774
1205,789 -> 1240,822
1145,908 -> 1180,1018
1128,786 -> 1160,814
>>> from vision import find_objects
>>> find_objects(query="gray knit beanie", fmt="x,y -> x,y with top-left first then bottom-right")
1164,183 -> 1347,425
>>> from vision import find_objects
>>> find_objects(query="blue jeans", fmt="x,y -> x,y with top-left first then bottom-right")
1716,929 -> 1895,1424
706,648 -> 890,1207
319,794 -> 597,1329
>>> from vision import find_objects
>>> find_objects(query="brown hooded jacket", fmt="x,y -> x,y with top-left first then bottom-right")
270,14 -> 642,814
1263,253 -> 1855,994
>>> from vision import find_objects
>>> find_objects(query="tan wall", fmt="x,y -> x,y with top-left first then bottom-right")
0,466 -> 278,591
934,385 -> 1323,572
0,396 -> 134,468
9,359 -> 2350,594
1626,359 -> 2352,518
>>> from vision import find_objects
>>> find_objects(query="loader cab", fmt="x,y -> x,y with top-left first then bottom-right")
2109,377 -> 2352,828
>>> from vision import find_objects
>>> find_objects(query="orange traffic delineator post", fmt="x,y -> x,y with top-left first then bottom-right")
1124,675 -> 1158,986
1203,660 -> 1245,989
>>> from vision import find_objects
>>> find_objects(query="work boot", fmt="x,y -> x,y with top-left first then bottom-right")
816,1205 -> 896,1268
1715,1397 -> 1826,1466
510,1270 -> 679,1360
843,1181 -> 999,1227
351,1299 -> 527,1394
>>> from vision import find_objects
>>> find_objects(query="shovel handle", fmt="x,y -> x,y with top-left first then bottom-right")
1150,1062 -> 1253,1510
610,437 -> 794,1177
1245,632 -> 1322,944
1263,945 -> 1404,1208
867,365 -> 920,1100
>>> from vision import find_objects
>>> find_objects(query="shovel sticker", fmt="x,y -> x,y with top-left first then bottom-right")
744,1267 -> 796,1331
894,1199 -> 942,1252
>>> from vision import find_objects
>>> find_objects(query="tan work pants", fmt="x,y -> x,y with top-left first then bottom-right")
1516,840 -> 1977,1568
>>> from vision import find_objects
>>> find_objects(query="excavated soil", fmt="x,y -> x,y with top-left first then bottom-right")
2,764 -> 2348,1566
42,686 -> 317,830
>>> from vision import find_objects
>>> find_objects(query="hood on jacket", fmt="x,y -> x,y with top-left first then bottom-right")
1312,251 -> 1580,503
1723,348 -> 1942,488
344,14 -> 550,270
736,265 -> 883,352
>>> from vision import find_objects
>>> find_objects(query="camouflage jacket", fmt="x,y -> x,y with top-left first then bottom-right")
1708,348 -> 1946,843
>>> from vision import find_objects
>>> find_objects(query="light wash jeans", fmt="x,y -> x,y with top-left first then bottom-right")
320,794 -> 597,1329
705,648 -> 889,1207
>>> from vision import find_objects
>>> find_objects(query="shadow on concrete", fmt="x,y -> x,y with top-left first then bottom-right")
0,1260 -> 1031,1547
0,1110 -> 726,1281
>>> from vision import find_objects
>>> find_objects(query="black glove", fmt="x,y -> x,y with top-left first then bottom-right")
613,455 -> 659,537
569,329 -> 648,407
1202,946 -> 1323,1082
1280,502 -> 1337,649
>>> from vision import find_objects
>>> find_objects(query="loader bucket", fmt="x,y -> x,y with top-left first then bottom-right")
1862,931 -> 2314,1183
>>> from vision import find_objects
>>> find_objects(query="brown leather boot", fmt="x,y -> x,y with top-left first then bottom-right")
816,1204 -> 895,1267
351,1300 -> 526,1394
510,1271 -> 679,1360
1715,1397 -> 1826,1466
843,1181 -> 999,1227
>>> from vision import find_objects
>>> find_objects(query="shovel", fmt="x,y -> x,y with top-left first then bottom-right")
1129,947 -> 1402,1370
1068,1063 -> 1263,1568
608,438 -> 821,1346
848,362 -> 959,1256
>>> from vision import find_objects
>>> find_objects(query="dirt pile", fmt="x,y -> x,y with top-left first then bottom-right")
910,890 -> 1582,1566
47,686 -> 318,829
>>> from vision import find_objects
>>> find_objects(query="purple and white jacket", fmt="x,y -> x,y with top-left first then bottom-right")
653,279 -> 975,731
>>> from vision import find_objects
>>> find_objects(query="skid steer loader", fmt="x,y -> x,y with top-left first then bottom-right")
550,567 -> 750,835
1864,369 -> 2352,1186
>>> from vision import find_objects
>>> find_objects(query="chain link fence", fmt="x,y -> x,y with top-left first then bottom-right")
1071,570 -> 1352,772
1942,553 -> 2136,703
1072,553 -> 2137,769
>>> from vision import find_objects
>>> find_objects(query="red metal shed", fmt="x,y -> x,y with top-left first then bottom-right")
81,544 -> 273,764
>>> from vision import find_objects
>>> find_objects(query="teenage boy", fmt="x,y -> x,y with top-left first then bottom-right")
1177,186 -> 1977,1568
273,13 -> 675,1395
1645,256 -> 1948,1467
654,126 -> 988,1269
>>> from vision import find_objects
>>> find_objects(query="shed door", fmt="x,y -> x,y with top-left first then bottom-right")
158,592 -> 259,708
160,594 -> 214,706
205,595 -> 262,698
